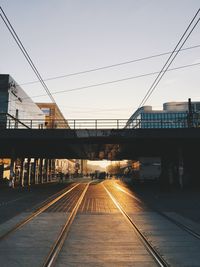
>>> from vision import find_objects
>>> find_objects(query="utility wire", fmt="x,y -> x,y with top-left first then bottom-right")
19,44 -> 200,86
0,60 -> 199,106
138,8 -> 200,108
0,6 -> 56,103
1,59 -> 198,107
5,61 -> 198,101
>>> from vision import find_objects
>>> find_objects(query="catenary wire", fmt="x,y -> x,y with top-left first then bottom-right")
0,61 -> 199,105
0,6 -> 199,108
138,8 -> 200,108
0,6 -> 56,104
140,20 -> 200,106
16,61 -> 200,100
19,44 -> 200,86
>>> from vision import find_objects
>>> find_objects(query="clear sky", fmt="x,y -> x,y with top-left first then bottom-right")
0,1 -> 200,119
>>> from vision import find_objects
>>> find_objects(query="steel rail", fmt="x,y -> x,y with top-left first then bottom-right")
0,183 -> 80,240
42,181 -> 91,267
114,182 -> 200,240
102,183 -> 169,267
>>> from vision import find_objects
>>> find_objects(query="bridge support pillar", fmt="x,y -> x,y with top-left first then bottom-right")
182,151 -> 200,187
160,148 -> 200,190
26,158 -> 31,186
160,152 -> 179,190
9,154 -> 16,187
35,158 -> 39,184
44,159 -> 48,183
39,158 -> 43,184
32,158 -> 37,185
0,160 -> 3,181
48,159 -> 52,182
19,158 -> 25,187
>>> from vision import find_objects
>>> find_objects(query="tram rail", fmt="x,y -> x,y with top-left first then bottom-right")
1,179 -> 197,266
113,181 -> 200,240
42,182 -> 91,267
102,182 -> 169,267
0,183 -> 80,240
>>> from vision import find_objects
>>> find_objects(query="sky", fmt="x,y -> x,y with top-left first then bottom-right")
0,0 -> 200,119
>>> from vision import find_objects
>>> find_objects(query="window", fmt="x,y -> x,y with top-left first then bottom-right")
41,108 -> 50,115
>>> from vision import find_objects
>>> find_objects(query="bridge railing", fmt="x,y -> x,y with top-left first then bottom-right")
1,113 -> 200,129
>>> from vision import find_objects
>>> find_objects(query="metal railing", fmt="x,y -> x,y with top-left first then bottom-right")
1,113 -> 200,129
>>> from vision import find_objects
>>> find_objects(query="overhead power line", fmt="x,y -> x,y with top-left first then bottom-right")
0,60 -> 199,105
0,6 -> 56,104
12,61 -> 200,101
138,8 -> 200,109
19,44 -> 200,86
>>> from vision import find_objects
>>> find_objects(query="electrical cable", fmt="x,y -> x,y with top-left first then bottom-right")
18,44 -> 200,86
6,61 -> 199,101
0,6 -> 199,107
138,8 -> 200,108
0,60 -> 199,105
0,6 -> 56,103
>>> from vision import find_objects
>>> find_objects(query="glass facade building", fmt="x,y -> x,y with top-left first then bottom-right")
0,74 -> 45,128
126,102 -> 200,129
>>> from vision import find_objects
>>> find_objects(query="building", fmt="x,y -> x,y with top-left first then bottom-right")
36,103 -> 72,178
0,74 -> 46,184
36,103 -> 69,129
125,101 -> 200,182
36,103 -> 88,177
126,101 -> 200,129
0,74 -> 45,129
0,74 -> 87,184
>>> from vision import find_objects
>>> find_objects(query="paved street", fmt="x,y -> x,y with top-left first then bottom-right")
0,181 -> 71,224
119,180 -> 200,223
0,179 -> 200,266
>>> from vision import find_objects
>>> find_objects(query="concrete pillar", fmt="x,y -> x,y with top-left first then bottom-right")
39,158 -> 43,184
9,156 -> 16,188
160,155 -> 170,190
0,159 -> 4,180
48,159 -> 52,182
32,158 -> 37,185
26,158 -> 31,186
177,149 -> 184,189
35,159 -> 39,184
19,158 -> 25,187
51,159 -> 56,180
183,151 -> 200,187
160,152 -> 180,190
43,159 -> 48,183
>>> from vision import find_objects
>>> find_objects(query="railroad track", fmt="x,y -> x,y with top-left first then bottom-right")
42,181 -> 91,266
112,181 -> 200,240
40,180 -> 168,267
102,182 -> 169,267
0,181 -> 92,267
1,179 -> 198,266
0,182 -> 80,240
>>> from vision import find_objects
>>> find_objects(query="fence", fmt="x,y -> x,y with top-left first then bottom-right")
0,113 -> 200,129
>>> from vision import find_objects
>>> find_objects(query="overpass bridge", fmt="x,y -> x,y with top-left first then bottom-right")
0,126 -> 200,159
0,115 -> 200,187
0,115 -> 200,158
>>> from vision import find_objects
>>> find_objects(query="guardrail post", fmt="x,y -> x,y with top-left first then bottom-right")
117,120 -> 119,129
74,120 -> 76,130
95,120 -> 97,136
30,120 -> 32,129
